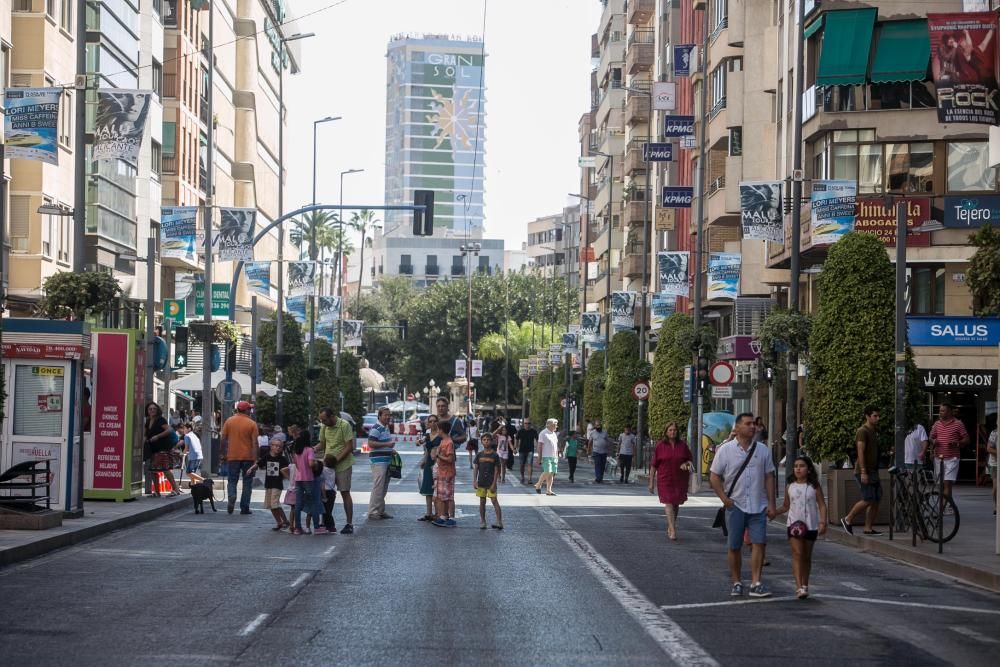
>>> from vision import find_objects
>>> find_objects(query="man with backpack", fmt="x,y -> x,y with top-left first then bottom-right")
435,397 -> 467,456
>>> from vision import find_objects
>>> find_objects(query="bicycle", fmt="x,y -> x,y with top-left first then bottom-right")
889,464 -> 960,544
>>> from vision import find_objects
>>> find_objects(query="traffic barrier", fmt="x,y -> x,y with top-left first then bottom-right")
156,472 -> 172,494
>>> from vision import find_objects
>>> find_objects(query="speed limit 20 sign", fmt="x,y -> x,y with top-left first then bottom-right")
632,380 -> 651,401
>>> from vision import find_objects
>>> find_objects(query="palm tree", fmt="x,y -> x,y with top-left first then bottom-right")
478,321 -> 560,367
289,211 -> 336,261
322,226 -> 355,296
350,209 -> 381,301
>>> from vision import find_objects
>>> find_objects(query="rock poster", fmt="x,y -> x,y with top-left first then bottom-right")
651,294 -> 677,331
928,12 -> 999,125
4,87 -> 61,164
244,261 -> 271,297
739,181 -> 784,243
708,253 -> 741,301
160,207 -> 198,261
286,296 -> 308,323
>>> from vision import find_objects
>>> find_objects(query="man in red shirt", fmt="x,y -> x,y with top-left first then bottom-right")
929,402 -> 969,499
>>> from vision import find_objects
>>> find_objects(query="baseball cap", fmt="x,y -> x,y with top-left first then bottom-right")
236,400 -> 253,412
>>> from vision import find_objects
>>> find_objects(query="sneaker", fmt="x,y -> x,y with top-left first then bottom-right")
227,501 -> 235,514
313,527 -> 330,535
291,528 -> 304,535
796,587 -> 808,600
445,518 -> 457,527
862,529 -> 883,536
340,524 -> 353,534
480,521 -> 487,530
546,492 -> 556,496
840,517 -> 854,534
748,583 -> 772,598
535,487 -> 542,494
239,509 -> 252,515
730,582 -> 744,597
432,518 -> 448,527
380,513 -> 393,519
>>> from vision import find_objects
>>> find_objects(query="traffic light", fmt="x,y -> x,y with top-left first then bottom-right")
173,326 -> 188,369
412,189 -> 435,235
225,341 -> 237,372
696,356 -> 710,387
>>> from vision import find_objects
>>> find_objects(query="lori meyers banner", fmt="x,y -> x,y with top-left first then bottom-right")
708,253 -> 741,301
928,12 -> 999,125
286,296 -> 308,324
93,90 -> 153,161
739,181 -> 784,243
650,294 -> 677,332
287,262 -> 316,297
611,291 -> 637,332
657,251 -> 690,297
244,261 -> 271,297
581,312 -> 602,343
343,321 -> 364,347
3,87 -> 61,165
810,180 -> 858,246
160,207 -> 198,261
218,208 -> 255,261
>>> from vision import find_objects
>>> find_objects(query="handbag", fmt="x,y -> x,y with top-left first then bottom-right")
788,520 -> 808,538
712,442 -> 757,537
280,486 -> 296,506
388,451 -> 403,479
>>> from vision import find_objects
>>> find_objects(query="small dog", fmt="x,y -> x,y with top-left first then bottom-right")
190,477 -> 216,514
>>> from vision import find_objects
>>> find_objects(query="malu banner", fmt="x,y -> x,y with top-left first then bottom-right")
287,262 -> 316,297
658,251 -> 690,297
218,208 -> 255,261
739,181 -> 784,243
611,291 -> 637,332
94,90 -> 153,161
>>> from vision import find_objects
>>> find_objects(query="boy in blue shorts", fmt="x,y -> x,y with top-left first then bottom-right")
474,433 -> 503,530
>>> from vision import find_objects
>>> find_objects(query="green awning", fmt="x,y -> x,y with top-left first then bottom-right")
816,8 -> 878,87
803,17 -> 823,40
870,20 -> 930,83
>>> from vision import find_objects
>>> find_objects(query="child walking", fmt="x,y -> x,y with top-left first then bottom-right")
290,430 -> 327,535
249,438 -> 290,530
776,455 -> 827,599
474,433 -> 503,530
431,428 -> 457,528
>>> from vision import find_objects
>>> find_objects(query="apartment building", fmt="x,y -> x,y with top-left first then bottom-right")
525,205 -> 582,287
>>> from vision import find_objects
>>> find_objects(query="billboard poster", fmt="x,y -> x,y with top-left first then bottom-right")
244,261 -> 271,297
527,357 -> 538,377
589,340 -> 608,352
810,179 -> 857,245
651,293 -> 677,331
652,81 -> 676,111
561,332 -> 578,355
943,194 -> 1000,228
91,333 -> 129,490
318,296 -> 341,323
611,291 -> 637,332
343,320 -> 363,347
218,208 -> 255,261
673,44 -> 696,76
581,312 -> 601,342
928,12 -> 1000,125
663,115 -> 695,138
160,206 -> 198,261
855,197 -> 931,246
287,262 -> 316,297
708,253 -> 741,301
739,181 -> 784,243
658,251 -> 690,297
3,87 -> 61,164
286,295 -> 308,324
316,320 -> 335,343
93,90 -> 152,161
518,359 -> 529,378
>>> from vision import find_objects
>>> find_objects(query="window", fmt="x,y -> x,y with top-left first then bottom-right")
711,0 -> 729,34
947,142 -> 995,192
729,127 -> 743,156
152,59 -> 163,98
817,130 -> 938,195
478,255 -> 490,274
710,64 -> 727,113
60,0 -> 72,32
47,0 -> 55,18
162,121 -> 176,155
58,214 -> 69,262
59,89 -> 72,146
151,140 -> 162,177
907,266 -> 945,315
885,142 -> 933,193
41,198 -> 53,258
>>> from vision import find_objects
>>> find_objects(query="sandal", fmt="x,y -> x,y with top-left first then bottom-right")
417,515 -> 434,522
491,524 -> 504,530
168,490 -> 181,497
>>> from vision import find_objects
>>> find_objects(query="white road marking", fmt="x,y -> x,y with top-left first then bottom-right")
814,594 -> 1000,616
560,512 -> 664,518
949,626 -> 1000,644
537,506 -> 718,666
839,581 -> 867,592
661,596 -> 799,610
238,613 -> 269,637
323,545 -> 337,556
290,573 -> 309,588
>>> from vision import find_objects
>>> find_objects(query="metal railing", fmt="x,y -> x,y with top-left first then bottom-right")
627,29 -> 656,47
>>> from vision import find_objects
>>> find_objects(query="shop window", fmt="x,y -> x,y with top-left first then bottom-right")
885,142 -> 933,194
13,365 -> 65,437
906,266 -> 945,315
947,142 -> 996,193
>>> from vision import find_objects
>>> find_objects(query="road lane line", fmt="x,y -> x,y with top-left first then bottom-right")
839,581 -> 867,592
537,506 -> 718,666
290,573 -> 309,588
949,626 -> 999,644
661,596 -> 799,610
238,613 -> 269,637
814,594 -> 1000,616
323,545 -> 337,556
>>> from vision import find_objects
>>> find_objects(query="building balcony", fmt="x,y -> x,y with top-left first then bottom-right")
162,154 -> 178,175
622,199 -> 650,228
624,142 -> 647,175
164,73 -> 178,99
399,264 -> 414,275
596,80 -> 624,126
800,82 -> 941,142
626,30 -> 654,75
624,92 -> 650,126
450,265 -> 465,277
706,177 -> 739,227
597,43 -> 625,89
622,252 -> 645,280
707,103 -> 728,151
425,265 -> 439,276
627,0 -> 654,25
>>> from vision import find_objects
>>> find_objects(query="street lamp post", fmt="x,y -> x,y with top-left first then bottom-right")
335,167 -> 365,384
461,242 -> 482,416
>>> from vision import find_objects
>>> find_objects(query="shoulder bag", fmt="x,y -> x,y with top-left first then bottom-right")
712,442 -> 757,537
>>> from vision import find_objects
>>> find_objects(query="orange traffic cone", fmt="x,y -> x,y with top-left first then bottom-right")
157,472 -> 172,494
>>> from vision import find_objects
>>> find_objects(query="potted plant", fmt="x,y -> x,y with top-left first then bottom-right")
36,271 -> 123,321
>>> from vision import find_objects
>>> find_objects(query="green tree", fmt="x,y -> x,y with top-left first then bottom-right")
478,321 -> 560,405
337,352 -> 365,424
351,209 -> 381,302
602,331 -> 651,436
806,233 -> 921,463
529,370 -> 554,425
967,225 -> 1000,316
548,364 -> 569,421
583,350 -> 607,426
649,314 -> 694,440
255,317 -> 308,427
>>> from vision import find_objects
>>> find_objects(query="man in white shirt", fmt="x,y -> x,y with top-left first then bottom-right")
588,420 -> 612,483
617,426 -> 637,484
904,423 -> 929,473
710,412 -> 776,599
534,419 -> 561,496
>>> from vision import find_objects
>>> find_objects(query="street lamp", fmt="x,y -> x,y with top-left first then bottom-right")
461,242 -> 482,416
335,168 -> 365,385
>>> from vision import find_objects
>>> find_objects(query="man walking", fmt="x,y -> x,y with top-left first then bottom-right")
617,425 -> 636,484
588,420 -> 611,483
515,418 -> 539,484
710,412 -> 776,598
534,418 -> 560,496
367,406 -> 395,520
841,406 -> 883,535
929,402 -> 969,500
317,407 -> 356,534
435,397 -> 468,457
221,400 -> 260,515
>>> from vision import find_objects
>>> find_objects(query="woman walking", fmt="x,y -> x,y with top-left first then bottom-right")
418,416 -> 442,521
145,402 -> 180,497
649,422 -> 693,540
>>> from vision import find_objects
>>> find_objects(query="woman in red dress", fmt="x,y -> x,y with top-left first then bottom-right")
649,422 -> 693,540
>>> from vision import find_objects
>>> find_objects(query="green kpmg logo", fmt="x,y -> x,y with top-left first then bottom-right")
943,196 -> 1000,228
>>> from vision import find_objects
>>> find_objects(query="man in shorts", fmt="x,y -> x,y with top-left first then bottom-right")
534,418 -> 560,496
516,418 -> 539,484
317,407 -> 356,534
841,406 -> 883,536
929,402 -> 969,500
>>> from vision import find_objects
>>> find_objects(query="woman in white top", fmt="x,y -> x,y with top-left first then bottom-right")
776,455 -> 828,599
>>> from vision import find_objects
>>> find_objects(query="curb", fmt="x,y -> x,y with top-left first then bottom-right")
0,495 -> 188,568
824,527 -> 1000,593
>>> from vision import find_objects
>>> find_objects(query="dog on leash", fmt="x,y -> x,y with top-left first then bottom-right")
189,474 -> 217,513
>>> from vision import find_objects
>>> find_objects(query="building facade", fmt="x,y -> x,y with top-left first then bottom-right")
526,205 -> 582,287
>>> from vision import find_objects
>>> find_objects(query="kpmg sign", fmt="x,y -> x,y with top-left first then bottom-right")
662,186 -> 694,208
642,142 -> 673,162
664,115 -> 695,138
942,195 -> 1000,228
908,317 -> 1000,346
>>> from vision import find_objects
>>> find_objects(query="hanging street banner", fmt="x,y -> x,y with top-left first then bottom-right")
652,81 -> 676,111
673,44 -> 696,77
4,87 -> 61,164
343,320 -> 363,347
194,282 -> 230,317
942,194 -> 1000,228
316,320 -> 336,343
642,142 -> 673,162
928,12 -> 1000,125
810,179 -> 858,245
581,312 -> 601,342
518,359 -> 529,378
611,291 -> 637,332
658,251 -> 690,297
708,253 -> 741,301
855,197 -> 931,246
562,332 -> 578,354
739,181 -> 784,243
318,296 -> 341,323
589,340 -> 608,351
287,261 -> 317,297
244,261 -> 271,297
218,207 -> 255,261
663,115 -> 695,138
650,293 -> 677,331
160,206 -> 199,261
662,186 -> 694,208
93,90 -> 153,161
286,295 -> 308,324
527,357 -> 538,377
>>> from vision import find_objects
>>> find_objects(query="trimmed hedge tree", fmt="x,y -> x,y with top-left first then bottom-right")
602,331 -> 651,437
806,232 -> 922,463
583,351 -> 606,426
649,313 -> 694,440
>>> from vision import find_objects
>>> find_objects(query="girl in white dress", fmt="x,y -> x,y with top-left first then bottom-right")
776,456 -> 827,599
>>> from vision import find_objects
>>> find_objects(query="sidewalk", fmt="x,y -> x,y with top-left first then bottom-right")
0,493 -> 189,567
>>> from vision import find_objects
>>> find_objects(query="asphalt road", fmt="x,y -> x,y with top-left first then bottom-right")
1,450 -> 997,666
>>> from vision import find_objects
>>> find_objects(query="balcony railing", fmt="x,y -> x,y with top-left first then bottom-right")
163,73 -> 178,98
162,154 -> 178,174
627,29 -> 655,47
804,81 -> 936,119
708,175 -> 726,196
13,0 -> 33,11
399,264 -> 414,275
425,265 -> 439,276
450,265 -> 465,277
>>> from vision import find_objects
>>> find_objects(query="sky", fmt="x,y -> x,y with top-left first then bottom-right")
283,0 -> 602,252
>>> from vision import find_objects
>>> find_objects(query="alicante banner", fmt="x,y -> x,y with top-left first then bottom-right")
286,295 -> 308,324
218,208 -> 255,261
93,90 -> 153,161
581,312 -> 602,343
611,291 -> 637,332
739,181 -> 784,243
343,320 -> 363,347
929,12 -> 999,125
810,179 -> 857,245
287,262 -> 316,297
650,293 -> 677,331
658,251 -> 690,297
244,261 -> 271,297
160,207 -> 198,261
318,296 -> 341,323
3,87 -> 61,164
562,332 -> 578,355
708,253 -> 741,301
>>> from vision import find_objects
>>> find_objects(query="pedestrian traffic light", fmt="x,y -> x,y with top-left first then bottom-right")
173,326 -> 188,369
696,356 -> 710,384
225,341 -> 237,372
413,189 -> 435,235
